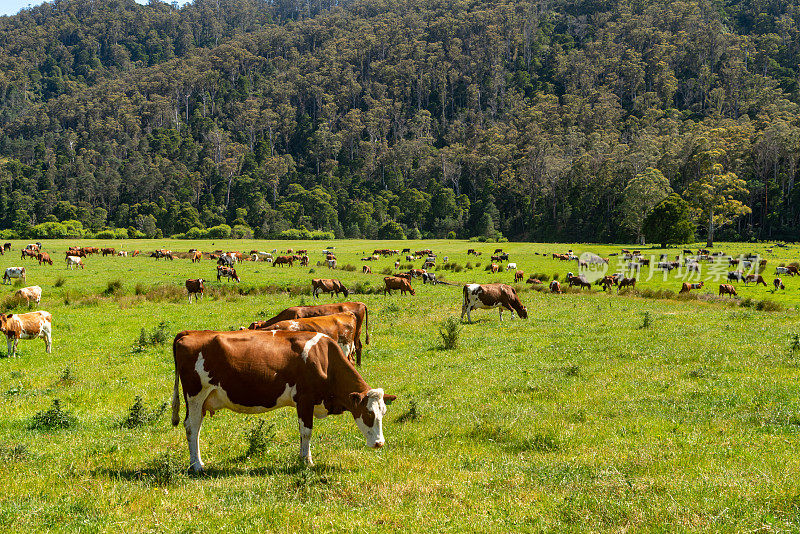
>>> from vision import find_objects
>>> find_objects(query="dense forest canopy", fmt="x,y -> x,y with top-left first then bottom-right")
0,0 -> 799,241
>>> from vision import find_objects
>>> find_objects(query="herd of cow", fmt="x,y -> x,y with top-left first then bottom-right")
1,241 -> 798,472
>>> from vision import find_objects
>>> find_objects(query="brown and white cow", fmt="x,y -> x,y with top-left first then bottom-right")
273,256 -> 294,267
171,329 -> 395,472
618,277 -> 636,291
679,281 -> 704,293
0,310 -> 52,357
251,311 -> 358,363
102,247 -> 116,256
312,278 -> 349,298
549,280 -> 562,293
16,285 -> 42,307
745,274 -> 767,286
186,279 -> 205,303
719,284 -> 738,297
66,256 -> 84,269
251,302 -> 370,366
217,266 -> 240,283
191,251 -> 202,263
461,283 -> 528,323
3,267 -> 26,284
774,278 -> 785,290
514,270 -> 524,283
362,265 -> 372,275
384,276 -> 415,296
21,249 -> 37,260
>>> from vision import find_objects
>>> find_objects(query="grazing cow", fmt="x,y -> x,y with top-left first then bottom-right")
384,276 -> 415,296
15,286 -> 42,307
526,277 -> 543,285
217,266 -> 240,283
217,254 -> 235,267
251,311 -> 359,363
745,274 -> 767,286
0,310 -> 51,357
312,279 -> 349,298
514,270 -> 524,283
362,265 -> 372,275
186,279 -> 204,303
253,302 -> 370,366
24,243 -> 41,252
21,249 -> 37,260
2,243 -> 10,251
273,256 -> 294,267
422,272 -> 437,285
102,248 -> 116,256
36,252 -> 52,265
327,259 -> 337,269
461,283 -> 528,323
171,329 -> 395,472
776,266 -> 793,276
191,251 -> 202,263
549,280 -> 562,293
728,271 -> 745,282
597,275 -> 618,291
3,267 -> 26,284
567,274 -> 591,290
490,263 -> 500,274
719,284 -> 738,297
618,277 -> 636,291
300,255 -> 309,266
408,269 -> 426,279
394,260 -> 400,270
774,278 -> 785,290
679,281 -> 704,293
66,256 -> 84,270
117,251 -> 128,257
506,262 -> 517,271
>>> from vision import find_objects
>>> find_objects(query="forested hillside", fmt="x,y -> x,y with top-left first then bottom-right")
1,0 -> 799,241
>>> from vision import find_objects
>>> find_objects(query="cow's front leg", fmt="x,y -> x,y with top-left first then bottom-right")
297,403 -> 315,466
6,336 -> 13,357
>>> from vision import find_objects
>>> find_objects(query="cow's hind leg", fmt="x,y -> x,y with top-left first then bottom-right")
6,337 -> 13,357
184,393 -> 208,473
44,329 -> 51,354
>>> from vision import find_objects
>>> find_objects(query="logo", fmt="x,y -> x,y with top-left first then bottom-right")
578,252 -> 609,282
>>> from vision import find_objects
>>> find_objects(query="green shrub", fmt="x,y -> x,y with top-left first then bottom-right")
147,452 -> 185,486
439,317 -> 461,349
207,224 -> 232,238
114,228 -> 129,239
27,400 -> 76,431
133,321 -> 171,352
232,224 -> 253,239
95,229 -> 115,239
757,299 -> 783,312
120,396 -> 168,428
340,264 -> 356,272
243,420 -> 276,457
103,279 -> 124,296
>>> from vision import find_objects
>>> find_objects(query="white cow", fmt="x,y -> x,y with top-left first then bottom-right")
506,262 -> 517,271
3,267 -> 25,284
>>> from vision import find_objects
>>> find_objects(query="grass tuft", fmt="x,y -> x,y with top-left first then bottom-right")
119,396 -> 167,428
640,311 -> 652,329
243,420 -> 276,457
27,399 -> 76,431
53,276 -> 66,288
439,316 -> 461,349
133,321 -> 170,352
146,452 -> 185,486
103,279 -> 124,296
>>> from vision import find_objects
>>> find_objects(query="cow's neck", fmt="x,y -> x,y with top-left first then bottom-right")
327,355 -> 370,408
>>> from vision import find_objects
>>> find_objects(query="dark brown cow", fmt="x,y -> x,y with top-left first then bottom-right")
774,278 -> 785,290
252,302 -> 370,366
526,277 -> 542,284
618,277 -> 636,291
273,256 -> 294,267
362,265 -> 372,274
461,283 -> 528,323
102,247 -> 116,256
408,269 -> 426,278
384,276 -> 415,296
21,249 -> 37,260
251,311 -> 359,363
36,252 -> 52,266
312,278 -> 349,298
171,329 -> 395,472
549,280 -> 562,293
719,284 -> 738,297
745,274 -> 767,286
514,270 -> 524,283
186,279 -> 205,303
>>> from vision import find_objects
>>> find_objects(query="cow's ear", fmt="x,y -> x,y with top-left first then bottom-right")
383,394 -> 397,405
350,392 -> 364,405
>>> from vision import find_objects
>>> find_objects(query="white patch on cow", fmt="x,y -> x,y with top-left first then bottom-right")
354,388 -> 387,448
301,333 -> 325,361
288,320 -> 301,331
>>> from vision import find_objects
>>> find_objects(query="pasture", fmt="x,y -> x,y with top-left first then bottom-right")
0,238 -> 799,532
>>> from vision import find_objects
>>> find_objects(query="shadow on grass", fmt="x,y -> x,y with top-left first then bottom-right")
92,459 -> 350,481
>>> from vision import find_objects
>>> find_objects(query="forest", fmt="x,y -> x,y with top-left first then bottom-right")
0,0 -> 799,242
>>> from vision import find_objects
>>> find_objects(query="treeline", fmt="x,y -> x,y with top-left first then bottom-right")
0,0 -> 799,241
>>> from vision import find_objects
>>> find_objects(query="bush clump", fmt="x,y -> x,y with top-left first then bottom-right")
133,321 -> 171,352
28,399 -> 77,431
439,316 -> 461,349
243,420 -> 276,457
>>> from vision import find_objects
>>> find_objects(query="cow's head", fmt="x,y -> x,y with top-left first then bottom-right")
0,314 -> 11,333
518,306 -> 528,319
350,388 -> 396,448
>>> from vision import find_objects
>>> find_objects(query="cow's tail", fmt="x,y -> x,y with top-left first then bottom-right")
171,332 -> 186,427
364,306 -> 370,345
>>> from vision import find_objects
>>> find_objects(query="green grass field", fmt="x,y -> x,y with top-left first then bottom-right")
1,238 -> 800,532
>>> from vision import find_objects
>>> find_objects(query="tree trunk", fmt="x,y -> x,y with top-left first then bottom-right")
706,211 -> 714,247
